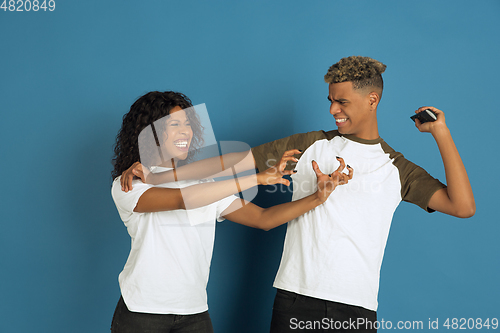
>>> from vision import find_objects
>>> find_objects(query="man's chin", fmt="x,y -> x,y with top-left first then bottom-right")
337,127 -> 349,134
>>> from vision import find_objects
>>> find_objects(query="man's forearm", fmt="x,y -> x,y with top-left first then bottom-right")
220,192 -> 324,231
256,194 -> 324,230
433,126 -> 475,216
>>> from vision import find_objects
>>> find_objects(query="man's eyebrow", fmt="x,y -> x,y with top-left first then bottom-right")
327,96 -> 349,103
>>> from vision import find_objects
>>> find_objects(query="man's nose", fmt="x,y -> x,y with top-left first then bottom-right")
330,103 -> 341,115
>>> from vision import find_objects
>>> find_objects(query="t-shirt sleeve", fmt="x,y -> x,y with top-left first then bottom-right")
251,131 -> 329,172
215,195 -> 240,222
111,177 -> 153,223
396,157 -> 446,212
184,194 -> 239,225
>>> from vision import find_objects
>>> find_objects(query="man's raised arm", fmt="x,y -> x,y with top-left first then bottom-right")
415,106 -> 475,218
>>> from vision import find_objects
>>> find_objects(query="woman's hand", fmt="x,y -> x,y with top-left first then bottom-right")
120,162 -> 149,192
256,149 -> 301,186
312,157 -> 353,203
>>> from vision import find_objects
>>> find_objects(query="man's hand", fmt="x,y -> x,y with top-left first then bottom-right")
413,106 -> 447,134
256,149 -> 301,186
312,157 -> 353,203
120,162 -> 148,192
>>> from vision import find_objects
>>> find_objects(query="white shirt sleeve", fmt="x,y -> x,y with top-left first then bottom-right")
215,195 -> 239,222
111,177 -> 152,223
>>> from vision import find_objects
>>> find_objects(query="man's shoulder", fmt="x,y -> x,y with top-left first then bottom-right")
251,130 -> 339,172
253,129 -> 339,147
270,129 -> 339,143
377,139 -> 431,180
378,138 -> 406,160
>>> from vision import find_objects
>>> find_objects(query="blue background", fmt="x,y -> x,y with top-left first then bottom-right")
1,1 -> 499,332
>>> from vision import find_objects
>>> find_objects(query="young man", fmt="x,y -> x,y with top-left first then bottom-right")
120,56 -> 474,331
250,56 -> 475,332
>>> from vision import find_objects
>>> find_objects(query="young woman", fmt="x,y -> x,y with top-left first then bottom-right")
110,91 -> 352,333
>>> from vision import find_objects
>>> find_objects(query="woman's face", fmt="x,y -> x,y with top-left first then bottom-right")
161,106 -> 193,164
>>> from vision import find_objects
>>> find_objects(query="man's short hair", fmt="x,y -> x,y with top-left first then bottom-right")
324,56 -> 386,94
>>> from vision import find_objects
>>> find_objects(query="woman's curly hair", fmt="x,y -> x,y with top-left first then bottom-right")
324,56 -> 386,93
111,91 -> 204,179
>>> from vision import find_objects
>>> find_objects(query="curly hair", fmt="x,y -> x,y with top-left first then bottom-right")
111,91 -> 204,179
324,56 -> 387,93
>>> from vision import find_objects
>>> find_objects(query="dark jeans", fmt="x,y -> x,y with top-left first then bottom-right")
270,289 -> 377,333
111,296 -> 214,333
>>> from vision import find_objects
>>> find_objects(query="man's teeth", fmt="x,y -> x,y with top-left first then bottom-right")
336,118 -> 348,123
174,140 -> 188,148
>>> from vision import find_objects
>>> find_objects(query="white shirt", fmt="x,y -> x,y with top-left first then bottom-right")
111,169 -> 237,314
273,135 -> 443,311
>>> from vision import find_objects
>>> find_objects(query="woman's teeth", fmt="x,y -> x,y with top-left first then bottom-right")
174,140 -> 188,148
336,118 -> 348,123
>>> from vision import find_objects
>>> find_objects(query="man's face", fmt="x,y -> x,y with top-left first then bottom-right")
328,81 -> 376,139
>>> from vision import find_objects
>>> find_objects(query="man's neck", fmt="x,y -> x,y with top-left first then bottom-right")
352,120 -> 380,141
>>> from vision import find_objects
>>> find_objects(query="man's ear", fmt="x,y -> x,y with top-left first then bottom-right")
368,91 -> 380,110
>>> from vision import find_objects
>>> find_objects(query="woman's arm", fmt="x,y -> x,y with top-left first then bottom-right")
133,150 -> 301,213
121,150 -> 255,192
221,158 -> 353,230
